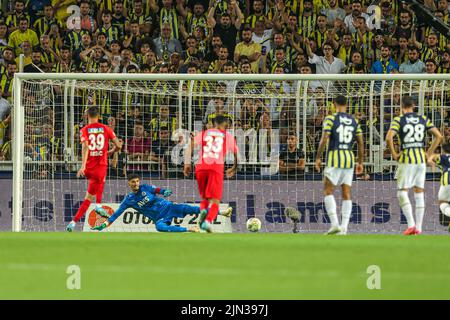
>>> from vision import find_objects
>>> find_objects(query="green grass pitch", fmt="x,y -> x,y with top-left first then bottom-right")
1,232 -> 450,299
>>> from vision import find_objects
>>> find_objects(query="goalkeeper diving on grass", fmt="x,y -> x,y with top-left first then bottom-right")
91,173 -> 232,232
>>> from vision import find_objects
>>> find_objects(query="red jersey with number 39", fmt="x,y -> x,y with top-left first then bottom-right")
194,129 -> 238,173
80,123 -> 116,170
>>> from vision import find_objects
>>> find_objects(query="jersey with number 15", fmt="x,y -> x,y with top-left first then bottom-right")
194,129 -> 238,174
80,123 -> 116,170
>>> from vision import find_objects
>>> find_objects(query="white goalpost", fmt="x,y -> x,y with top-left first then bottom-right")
11,73 -> 450,233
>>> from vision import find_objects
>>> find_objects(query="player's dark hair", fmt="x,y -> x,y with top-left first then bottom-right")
401,96 -> 415,109
443,143 -> 450,154
213,115 -> 227,126
87,106 -> 100,118
127,173 -> 141,181
334,95 -> 347,106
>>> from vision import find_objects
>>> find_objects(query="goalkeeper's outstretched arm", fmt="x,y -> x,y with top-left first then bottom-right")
91,201 -> 128,231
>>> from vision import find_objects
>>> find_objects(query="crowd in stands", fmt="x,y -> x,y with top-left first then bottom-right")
0,0 -> 450,178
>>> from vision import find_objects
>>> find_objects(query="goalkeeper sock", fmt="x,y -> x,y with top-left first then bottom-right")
200,200 -> 209,212
73,199 -> 91,223
205,203 -> 219,223
440,203 -> 450,217
324,195 -> 339,227
414,192 -> 425,232
341,200 -> 352,232
397,191 -> 415,228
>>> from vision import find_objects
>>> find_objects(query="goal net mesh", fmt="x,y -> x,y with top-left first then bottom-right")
16,77 -> 450,233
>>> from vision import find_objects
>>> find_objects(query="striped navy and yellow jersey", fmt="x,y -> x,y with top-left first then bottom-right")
245,14 -> 266,28
437,65 -> 450,74
389,113 -> 434,164
6,13 -> 30,29
64,30 -> 87,51
437,154 -> 450,186
159,7 -> 179,40
298,13 -> 317,39
98,25 -> 121,45
323,112 -> 362,169
149,117 -> 177,140
186,12 -> 208,34
0,73 -> 13,103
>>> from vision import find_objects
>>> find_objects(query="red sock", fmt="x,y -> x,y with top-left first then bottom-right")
206,203 -> 219,223
200,200 -> 209,211
73,199 -> 91,222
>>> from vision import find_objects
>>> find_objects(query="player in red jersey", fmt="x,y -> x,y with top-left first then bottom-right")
66,107 -> 123,232
184,115 -> 238,232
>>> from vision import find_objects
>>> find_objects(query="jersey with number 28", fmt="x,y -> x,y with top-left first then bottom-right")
80,123 -> 116,170
389,113 -> 434,164
194,129 -> 238,173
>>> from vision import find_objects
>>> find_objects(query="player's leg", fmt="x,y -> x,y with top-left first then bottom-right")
154,206 -> 198,233
323,167 -> 340,235
413,187 -> 425,234
67,189 -> 96,232
195,170 -> 210,223
438,186 -> 450,221
340,184 -> 352,235
396,164 -> 416,234
412,164 -> 427,234
201,171 -> 224,232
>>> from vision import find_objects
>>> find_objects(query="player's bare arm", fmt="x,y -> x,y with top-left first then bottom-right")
183,135 -> 194,177
315,132 -> 330,172
77,141 -> 89,177
356,134 -> 364,175
108,137 -> 123,155
385,129 -> 399,161
226,152 -> 238,178
426,127 -> 443,163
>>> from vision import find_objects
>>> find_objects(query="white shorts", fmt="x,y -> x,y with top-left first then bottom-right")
438,185 -> 450,202
324,167 -> 354,186
395,163 -> 426,190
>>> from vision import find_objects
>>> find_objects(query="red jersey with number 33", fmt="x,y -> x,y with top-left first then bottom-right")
194,129 -> 238,173
80,123 -> 116,170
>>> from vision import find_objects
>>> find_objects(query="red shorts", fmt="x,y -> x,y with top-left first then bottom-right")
85,166 -> 107,195
195,169 -> 224,200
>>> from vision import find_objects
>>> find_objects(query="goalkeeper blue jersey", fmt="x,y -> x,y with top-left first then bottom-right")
108,184 -> 171,224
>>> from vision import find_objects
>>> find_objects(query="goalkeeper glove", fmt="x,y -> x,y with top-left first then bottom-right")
91,222 -> 108,231
163,189 -> 173,197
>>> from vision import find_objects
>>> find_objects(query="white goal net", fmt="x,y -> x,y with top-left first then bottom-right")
11,73 -> 450,233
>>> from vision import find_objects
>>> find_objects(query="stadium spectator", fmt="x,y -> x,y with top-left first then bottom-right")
23,48 -> 44,72
6,0 -> 29,32
371,45 -> 399,74
305,39 -> 345,74
234,27 -> 261,73
208,2 -> 244,56
126,121 -> 151,172
399,46 -> 425,73
343,1 -> 369,34
153,23 -> 182,61
279,134 -> 306,174
113,48 -> 139,73
8,17 -> 39,55
321,0 -> 346,26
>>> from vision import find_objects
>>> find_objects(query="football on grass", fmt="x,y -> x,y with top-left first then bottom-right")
246,218 -> 262,232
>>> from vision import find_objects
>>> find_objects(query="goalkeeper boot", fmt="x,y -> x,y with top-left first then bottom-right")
95,205 -> 110,218
325,225 -> 341,235
219,207 -> 233,218
198,209 -> 208,226
66,221 -> 76,232
200,220 -> 213,233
